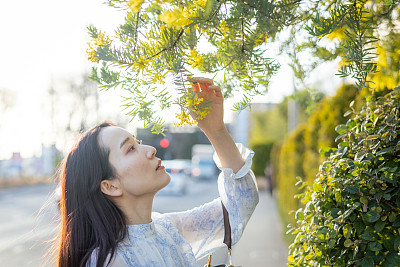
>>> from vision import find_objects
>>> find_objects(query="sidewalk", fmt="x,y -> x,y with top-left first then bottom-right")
198,191 -> 288,267
233,191 -> 288,266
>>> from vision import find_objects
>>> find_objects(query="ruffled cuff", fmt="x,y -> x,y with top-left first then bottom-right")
212,143 -> 255,179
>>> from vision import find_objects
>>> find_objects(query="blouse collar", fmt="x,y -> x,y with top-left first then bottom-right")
127,221 -> 157,239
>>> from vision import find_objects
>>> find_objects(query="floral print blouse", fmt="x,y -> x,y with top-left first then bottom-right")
89,144 -> 259,267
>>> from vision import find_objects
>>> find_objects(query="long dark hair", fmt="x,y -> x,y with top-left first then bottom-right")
58,122 -> 127,267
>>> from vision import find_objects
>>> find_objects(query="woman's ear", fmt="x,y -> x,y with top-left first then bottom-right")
100,179 -> 122,197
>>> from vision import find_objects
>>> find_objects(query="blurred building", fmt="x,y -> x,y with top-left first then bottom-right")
0,144 -> 62,179
232,102 -> 277,147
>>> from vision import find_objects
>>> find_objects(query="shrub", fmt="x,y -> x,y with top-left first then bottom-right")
288,88 -> 400,266
302,84 -> 359,186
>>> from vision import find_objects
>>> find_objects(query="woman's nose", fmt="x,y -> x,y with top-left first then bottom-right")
147,146 -> 157,159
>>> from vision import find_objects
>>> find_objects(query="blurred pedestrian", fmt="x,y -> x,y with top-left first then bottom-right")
264,164 -> 273,196
55,77 -> 259,267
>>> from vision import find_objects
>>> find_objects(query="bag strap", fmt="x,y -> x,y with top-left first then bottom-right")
221,202 -> 232,250
222,202 -> 234,267
204,202 -> 233,267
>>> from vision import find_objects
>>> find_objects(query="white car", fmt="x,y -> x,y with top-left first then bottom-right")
158,159 -> 191,195
191,156 -> 218,180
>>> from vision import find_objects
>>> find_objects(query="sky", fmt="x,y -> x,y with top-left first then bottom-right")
0,0 -> 342,160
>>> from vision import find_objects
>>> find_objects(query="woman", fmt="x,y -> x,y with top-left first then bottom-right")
57,77 -> 259,267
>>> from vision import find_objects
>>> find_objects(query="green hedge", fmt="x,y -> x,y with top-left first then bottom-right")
288,88 -> 400,266
276,124 -> 307,227
302,84 -> 359,185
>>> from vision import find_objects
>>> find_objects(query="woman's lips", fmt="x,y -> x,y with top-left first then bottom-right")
156,165 -> 165,171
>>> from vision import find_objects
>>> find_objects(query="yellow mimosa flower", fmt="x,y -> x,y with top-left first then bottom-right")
174,90 -> 210,127
152,72 -> 165,84
86,32 -> 111,63
127,0 -> 144,13
326,27 -> 345,40
174,111 -> 196,127
159,8 -> 192,29
194,0 -> 207,9
133,57 -> 150,71
188,49 -> 203,68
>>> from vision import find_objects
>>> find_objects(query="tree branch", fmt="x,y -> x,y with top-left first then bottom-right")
149,29 -> 185,59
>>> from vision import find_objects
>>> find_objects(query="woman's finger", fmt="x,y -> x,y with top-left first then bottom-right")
198,82 -> 209,92
190,77 -> 214,85
207,85 -> 223,97
189,82 -> 201,92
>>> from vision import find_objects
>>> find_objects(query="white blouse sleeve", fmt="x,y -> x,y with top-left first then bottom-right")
155,143 -> 259,260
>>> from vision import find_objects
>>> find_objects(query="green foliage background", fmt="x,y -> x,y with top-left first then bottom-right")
249,89 -> 324,179
251,142 -> 275,177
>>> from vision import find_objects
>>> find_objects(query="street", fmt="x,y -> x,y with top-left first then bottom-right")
0,179 -> 287,266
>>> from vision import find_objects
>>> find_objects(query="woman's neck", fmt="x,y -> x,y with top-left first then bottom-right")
118,193 -> 155,225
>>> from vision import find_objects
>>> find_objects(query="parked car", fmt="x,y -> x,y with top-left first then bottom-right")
191,157 -> 218,179
158,159 -> 191,195
191,144 -> 218,180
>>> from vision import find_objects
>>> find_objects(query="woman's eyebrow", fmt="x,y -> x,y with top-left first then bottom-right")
119,134 -> 136,149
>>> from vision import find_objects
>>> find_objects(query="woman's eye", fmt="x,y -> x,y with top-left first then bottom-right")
129,145 -> 135,152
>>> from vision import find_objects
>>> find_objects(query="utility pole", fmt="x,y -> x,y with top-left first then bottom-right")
288,73 -> 297,133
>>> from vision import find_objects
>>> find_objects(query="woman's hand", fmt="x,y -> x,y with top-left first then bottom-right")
189,77 -> 245,173
188,77 -> 225,134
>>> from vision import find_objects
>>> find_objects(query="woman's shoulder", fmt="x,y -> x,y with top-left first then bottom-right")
151,211 -> 175,229
151,211 -> 163,220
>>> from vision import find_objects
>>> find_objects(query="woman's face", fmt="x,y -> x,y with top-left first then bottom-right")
99,126 -> 170,197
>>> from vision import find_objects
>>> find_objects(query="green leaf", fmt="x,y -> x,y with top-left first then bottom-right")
335,124 -> 348,134
361,227 -> 379,241
342,208 -> 354,219
295,209 -> 304,220
393,216 -> 400,227
363,210 -> 380,223
360,196 -> 368,204
331,208 -> 341,219
343,224 -> 352,239
394,236 -> 400,251
389,213 -> 396,222
368,241 -> 383,251
383,237 -> 394,251
319,146 -> 334,156
344,110 -> 353,117
383,193 -> 391,200
383,252 -> 400,266
374,220 -> 386,232
355,151 -> 367,161
345,186 -> 359,194
354,221 -> 365,233
339,141 -> 349,148
335,133 -> 347,142
344,239 -> 353,247
328,239 -> 336,248
359,256 -> 374,267
377,147 -> 394,156
313,183 -> 324,192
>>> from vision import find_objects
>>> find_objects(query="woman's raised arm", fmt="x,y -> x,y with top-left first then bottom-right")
189,77 -> 245,173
